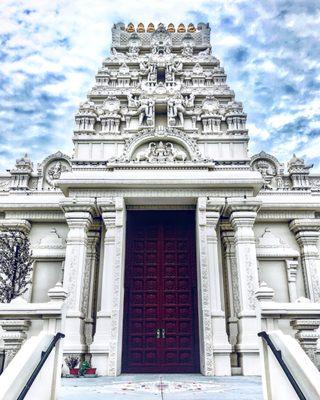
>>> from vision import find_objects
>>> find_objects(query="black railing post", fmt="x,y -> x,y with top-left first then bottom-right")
17,332 -> 65,400
258,331 -> 307,400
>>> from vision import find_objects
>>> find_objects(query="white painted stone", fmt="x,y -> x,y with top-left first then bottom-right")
0,22 -> 320,381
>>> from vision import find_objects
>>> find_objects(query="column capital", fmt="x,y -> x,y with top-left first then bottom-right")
229,211 -> 258,229
289,219 -> 320,234
0,219 -> 31,234
60,197 -> 97,214
98,197 -> 125,228
60,198 -> 97,229
225,198 -> 261,214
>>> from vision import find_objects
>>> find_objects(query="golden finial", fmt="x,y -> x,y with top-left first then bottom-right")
167,23 -> 175,32
147,23 -> 155,32
126,22 -> 135,32
187,23 -> 196,32
177,23 -> 186,33
137,23 -> 145,32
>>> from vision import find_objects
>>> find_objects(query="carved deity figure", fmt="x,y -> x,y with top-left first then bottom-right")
168,98 -> 185,126
254,160 -> 276,189
47,161 -> 67,180
127,93 -> 140,108
137,98 -> 155,126
135,141 -> 187,162
165,61 -> 183,84
182,45 -> 193,57
183,93 -> 195,108
140,61 -> 157,85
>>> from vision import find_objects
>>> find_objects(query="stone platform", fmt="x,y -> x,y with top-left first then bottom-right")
59,374 -> 263,400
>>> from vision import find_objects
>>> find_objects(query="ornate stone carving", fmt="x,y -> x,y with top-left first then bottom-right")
37,151 -> 71,189
256,228 -> 299,258
167,97 -> 185,127
46,161 -> 69,183
134,141 -> 188,162
151,23 -> 172,55
9,153 -> 33,190
288,154 -> 313,190
251,151 -> 285,190
113,126 -> 204,163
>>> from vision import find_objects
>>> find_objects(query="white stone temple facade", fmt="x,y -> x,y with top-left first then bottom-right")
1,22 -> 320,377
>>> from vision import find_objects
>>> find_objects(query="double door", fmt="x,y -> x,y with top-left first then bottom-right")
122,210 -> 200,373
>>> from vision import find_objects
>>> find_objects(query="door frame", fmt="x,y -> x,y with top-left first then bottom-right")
107,198 -> 215,376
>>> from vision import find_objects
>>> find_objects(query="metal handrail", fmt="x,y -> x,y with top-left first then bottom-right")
258,331 -> 307,400
17,332 -> 65,400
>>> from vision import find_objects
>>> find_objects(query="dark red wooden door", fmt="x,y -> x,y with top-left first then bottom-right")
122,210 -> 200,373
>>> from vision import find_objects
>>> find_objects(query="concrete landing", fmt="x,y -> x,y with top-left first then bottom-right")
59,374 -> 263,400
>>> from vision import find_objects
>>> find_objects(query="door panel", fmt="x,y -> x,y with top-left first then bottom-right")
122,211 -> 199,373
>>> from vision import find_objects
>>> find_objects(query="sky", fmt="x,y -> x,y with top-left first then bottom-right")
1,0 -> 320,172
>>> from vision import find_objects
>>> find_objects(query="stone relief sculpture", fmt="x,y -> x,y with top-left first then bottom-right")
251,151 -> 285,190
140,61 -> 157,85
137,98 -> 155,126
134,141 -> 188,162
151,23 -> 172,55
47,161 -> 68,181
200,96 -> 222,133
36,151 -> 72,189
167,97 -> 185,127
97,96 -> 121,133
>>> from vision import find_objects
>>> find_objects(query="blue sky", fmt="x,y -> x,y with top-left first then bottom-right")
1,0 -> 320,171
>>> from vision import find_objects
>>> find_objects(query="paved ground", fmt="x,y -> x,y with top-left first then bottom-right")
59,374 -> 263,400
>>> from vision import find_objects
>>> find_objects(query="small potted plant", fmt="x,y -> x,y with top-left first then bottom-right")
65,355 -> 80,377
79,360 -> 97,377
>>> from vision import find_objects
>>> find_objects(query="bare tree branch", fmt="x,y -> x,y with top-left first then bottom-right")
0,230 -> 33,303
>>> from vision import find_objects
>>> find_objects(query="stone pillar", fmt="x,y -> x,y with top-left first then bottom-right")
60,198 -> 95,354
83,229 -> 100,348
227,199 -> 261,375
91,197 -> 126,376
290,319 -> 320,368
0,320 -> 31,369
221,225 -> 240,372
289,219 -> 320,302
197,197 -> 231,376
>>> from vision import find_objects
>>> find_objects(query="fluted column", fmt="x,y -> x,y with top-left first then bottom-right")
227,198 -> 261,375
91,197 -> 126,376
60,198 -> 95,354
289,219 -> 320,302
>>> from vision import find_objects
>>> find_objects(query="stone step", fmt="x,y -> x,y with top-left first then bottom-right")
59,374 -> 263,400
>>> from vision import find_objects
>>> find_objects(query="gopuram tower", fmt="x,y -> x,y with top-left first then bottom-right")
57,21 -> 263,377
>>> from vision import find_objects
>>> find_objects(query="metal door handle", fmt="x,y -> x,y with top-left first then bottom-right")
156,328 -> 161,339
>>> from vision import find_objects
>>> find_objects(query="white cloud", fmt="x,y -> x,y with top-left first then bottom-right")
0,0 -> 320,172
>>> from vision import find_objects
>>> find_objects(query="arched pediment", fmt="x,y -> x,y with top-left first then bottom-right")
251,151 -> 283,175
38,151 -> 72,189
115,127 -> 204,163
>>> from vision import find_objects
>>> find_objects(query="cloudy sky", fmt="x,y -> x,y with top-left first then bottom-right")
1,0 -> 320,172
